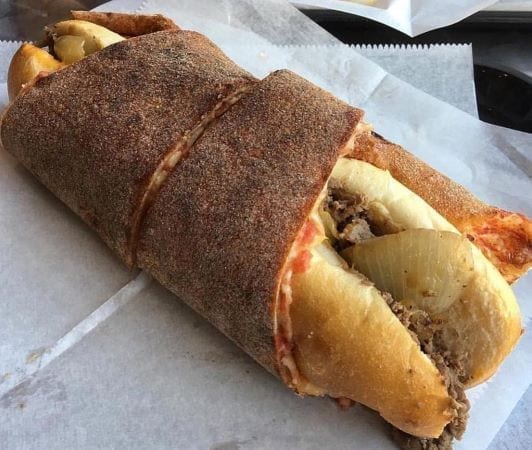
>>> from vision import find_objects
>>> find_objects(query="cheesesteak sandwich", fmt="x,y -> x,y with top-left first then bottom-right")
1,12 -> 530,449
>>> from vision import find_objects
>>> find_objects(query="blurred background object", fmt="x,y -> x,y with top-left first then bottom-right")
0,0 -> 101,41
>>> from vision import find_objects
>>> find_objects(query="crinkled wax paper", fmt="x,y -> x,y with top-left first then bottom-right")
354,44 -> 477,116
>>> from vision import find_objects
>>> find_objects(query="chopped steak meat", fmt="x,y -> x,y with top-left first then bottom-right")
392,427 -> 455,450
383,292 -> 470,450
326,186 -> 369,225
340,218 -> 374,244
325,187 -> 375,248
325,185 -> 470,450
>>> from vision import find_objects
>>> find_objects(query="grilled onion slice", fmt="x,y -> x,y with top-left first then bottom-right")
47,20 -> 125,64
342,229 -> 475,314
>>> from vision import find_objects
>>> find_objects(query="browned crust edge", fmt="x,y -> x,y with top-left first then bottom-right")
350,131 -> 532,283
127,85 -> 255,265
70,10 -> 179,36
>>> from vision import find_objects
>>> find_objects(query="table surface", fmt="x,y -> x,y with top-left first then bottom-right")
0,1 -> 530,449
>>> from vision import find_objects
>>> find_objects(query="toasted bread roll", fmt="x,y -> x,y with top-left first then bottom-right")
7,21 -> 125,101
287,159 -> 521,440
7,44 -> 63,100
332,158 -> 522,386
291,243 -> 453,438
7,13 -> 177,101
331,157 -> 458,233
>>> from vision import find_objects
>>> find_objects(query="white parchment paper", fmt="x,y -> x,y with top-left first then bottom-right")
1,0 -> 530,449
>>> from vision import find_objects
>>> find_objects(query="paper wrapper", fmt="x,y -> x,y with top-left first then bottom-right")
354,44 -> 477,117
292,0 -> 498,37
1,0 -> 531,449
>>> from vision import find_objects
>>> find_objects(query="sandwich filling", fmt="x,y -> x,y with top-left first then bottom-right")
384,293 -> 469,449
323,185 -> 470,449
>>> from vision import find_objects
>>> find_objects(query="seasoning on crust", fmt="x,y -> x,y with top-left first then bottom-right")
70,10 -> 179,36
1,30 -> 257,265
137,69 -> 362,376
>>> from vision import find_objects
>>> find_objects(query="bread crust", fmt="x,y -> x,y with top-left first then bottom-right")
138,70 -> 362,373
1,30 -> 256,264
70,11 -> 179,36
7,44 -> 63,101
350,132 -> 531,282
